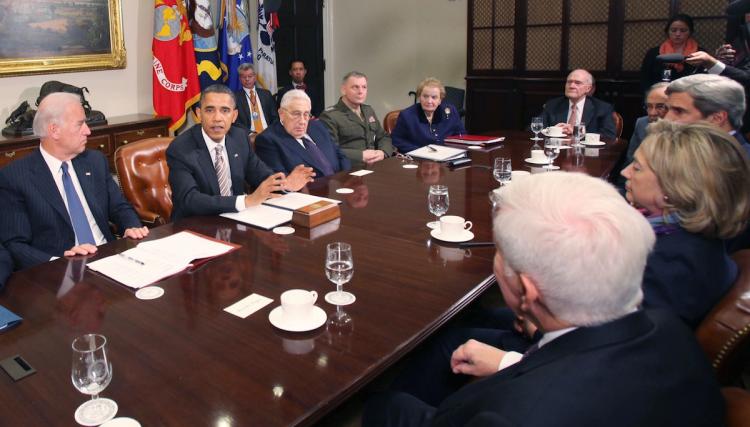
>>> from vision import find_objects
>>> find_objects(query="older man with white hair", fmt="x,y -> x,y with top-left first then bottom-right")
255,89 -> 350,177
364,172 -> 724,427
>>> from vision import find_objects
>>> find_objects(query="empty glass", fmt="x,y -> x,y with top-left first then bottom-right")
493,157 -> 512,186
324,242 -> 355,306
71,334 -> 117,425
530,116 -> 544,150
544,138 -> 561,170
573,123 -> 586,147
427,184 -> 449,229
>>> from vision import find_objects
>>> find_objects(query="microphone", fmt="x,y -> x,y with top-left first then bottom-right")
655,53 -> 685,63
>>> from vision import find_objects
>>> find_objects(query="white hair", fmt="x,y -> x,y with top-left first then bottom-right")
33,92 -> 81,138
493,172 -> 655,326
280,89 -> 311,109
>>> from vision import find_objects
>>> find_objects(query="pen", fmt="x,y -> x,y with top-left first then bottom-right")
458,241 -> 495,248
427,145 -> 438,152
119,253 -> 145,266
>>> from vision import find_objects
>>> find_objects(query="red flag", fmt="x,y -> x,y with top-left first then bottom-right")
153,0 -> 201,132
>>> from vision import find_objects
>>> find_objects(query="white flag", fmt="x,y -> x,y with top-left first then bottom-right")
255,0 -> 277,93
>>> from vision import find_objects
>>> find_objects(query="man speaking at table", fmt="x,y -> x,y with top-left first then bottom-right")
364,172 -> 724,427
0,92 -> 148,270
167,85 -> 314,221
255,90 -> 350,177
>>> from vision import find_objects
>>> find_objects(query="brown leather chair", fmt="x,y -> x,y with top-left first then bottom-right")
612,111 -> 624,139
723,387 -> 750,427
383,110 -> 401,134
114,137 -> 174,226
696,249 -> 750,385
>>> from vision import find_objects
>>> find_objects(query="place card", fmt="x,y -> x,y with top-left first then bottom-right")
349,169 -> 374,176
224,294 -> 274,319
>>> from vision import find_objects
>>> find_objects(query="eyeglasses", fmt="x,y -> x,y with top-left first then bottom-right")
283,109 -> 311,120
566,80 -> 590,86
395,153 -> 414,162
644,103 -> 668,112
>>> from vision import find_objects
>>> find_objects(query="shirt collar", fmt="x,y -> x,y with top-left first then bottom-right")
569,97 -> 586,111
538,326 -> 578,348
201,128 -> 226,152
39,144 -> 65,174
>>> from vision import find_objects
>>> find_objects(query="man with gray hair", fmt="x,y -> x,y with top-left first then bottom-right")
665,73 -> 750,152
255,89 -> 350,177
234,62 -> 278,137
364,172 -> 724,427
0,92 -> 147,269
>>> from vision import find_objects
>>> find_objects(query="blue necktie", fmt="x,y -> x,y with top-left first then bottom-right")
61,162 -> 96,245
302,137 -> 335,176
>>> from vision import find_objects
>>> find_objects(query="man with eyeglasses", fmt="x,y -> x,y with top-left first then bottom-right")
625,82 -> 669,166
541,69 -> 616,139
255,90 -> 350,177
167,84 -> 314,221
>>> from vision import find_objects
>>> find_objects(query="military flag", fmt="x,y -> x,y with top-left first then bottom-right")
218,0 -> 253,91
255,0 -> 278,93
187,0 -> 224,90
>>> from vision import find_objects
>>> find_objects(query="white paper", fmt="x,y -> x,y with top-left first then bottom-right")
349,169 -> 374,176
262,192 -> 341,211
221,204 -> 293,229
407,145 -> 467,162
224,294 -> 274,318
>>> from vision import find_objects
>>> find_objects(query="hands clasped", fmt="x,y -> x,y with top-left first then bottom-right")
450,339 -> 507,377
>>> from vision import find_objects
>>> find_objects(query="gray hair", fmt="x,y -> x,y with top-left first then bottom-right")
492,172 -> 655,326
667,74 -> 746,129
237,62 -> 256,74
342,71 -> 367,83
646,81 -> 670,97
200,84 -> 236,108
280,89 -> 311,109
569,68 -> 594,85
33,92 -> 81,138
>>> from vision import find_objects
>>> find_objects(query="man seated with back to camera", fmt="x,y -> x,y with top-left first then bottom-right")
166,84 -> 314,221
364,172 -> 724,427
541,69 -> 616,139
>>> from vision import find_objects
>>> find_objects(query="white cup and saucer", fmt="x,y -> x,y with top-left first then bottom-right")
525,149 -> 549,165
542,126 -> 565,138
583,133 -> 605,146
431,215 -> 474,243
269,289 -> 327,332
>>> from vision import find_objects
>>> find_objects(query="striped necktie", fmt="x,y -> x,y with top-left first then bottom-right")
214,145 -> 232,197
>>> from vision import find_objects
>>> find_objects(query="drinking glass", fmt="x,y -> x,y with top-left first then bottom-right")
493,157 -> 512,186
544,138 -> 561,170
427,185 -> 449,229
572,123 -> 586,147
530,116 -> 544,144
324,242 -> 355,305
71,334 -> 117,425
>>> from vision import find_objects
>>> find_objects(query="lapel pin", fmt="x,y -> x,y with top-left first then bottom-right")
85,172 -> 91,176
234,153 -> 239,158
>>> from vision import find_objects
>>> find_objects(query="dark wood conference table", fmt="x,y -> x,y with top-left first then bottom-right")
0,132 -> 625,426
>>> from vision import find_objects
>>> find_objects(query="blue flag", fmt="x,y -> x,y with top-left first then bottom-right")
188,0 -> 224,90
218,0 -> 253,91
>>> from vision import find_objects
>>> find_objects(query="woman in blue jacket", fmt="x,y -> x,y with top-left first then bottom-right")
391,77 -> 465,153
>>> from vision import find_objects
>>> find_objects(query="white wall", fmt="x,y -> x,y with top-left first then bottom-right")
324,0 -> 467,119
0,1 -> 153,121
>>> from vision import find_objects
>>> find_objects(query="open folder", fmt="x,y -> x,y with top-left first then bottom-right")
87,231 -> 240,289
221,192 -> 341,229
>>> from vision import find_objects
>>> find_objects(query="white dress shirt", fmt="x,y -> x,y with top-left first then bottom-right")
567,98 -> 586,127
242,86 -> 268,132
39,146 -> 107,247
201,129 -> 246,212
498,326 -> 579,371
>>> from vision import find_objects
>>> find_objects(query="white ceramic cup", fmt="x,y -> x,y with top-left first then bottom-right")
439,215 -> 472,238
547,126 -> 564,137
530,149 -> 547,163
280,289 -> 318,323
585,133 -> 600,144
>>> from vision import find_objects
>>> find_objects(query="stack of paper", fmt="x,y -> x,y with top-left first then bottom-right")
407,145 -> 468,162
444,135 -> 505,145
221,192 -> 341,229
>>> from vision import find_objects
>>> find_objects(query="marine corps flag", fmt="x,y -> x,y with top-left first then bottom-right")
153,0 -> 201,131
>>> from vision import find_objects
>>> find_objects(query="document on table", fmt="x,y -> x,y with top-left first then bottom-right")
87,231 -> 239,289
262,192 -> 341,211
221,204 -> 293,230
407,145 -> 467,162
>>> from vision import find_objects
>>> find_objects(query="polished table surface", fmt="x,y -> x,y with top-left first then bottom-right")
0,132 -> 624,426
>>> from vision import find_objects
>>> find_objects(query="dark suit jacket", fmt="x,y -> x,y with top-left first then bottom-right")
166,124 -> 274,221
0,244 -> 12,289
367,310 -> 723,427
0,149 -> 141,269
541,96 -> 616,139
254,120 -> 350,177
391,103 -> 466,153
234,86 -> 279,133
276,83 -> 322,117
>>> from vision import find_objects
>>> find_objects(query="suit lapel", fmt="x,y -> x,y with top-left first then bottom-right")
582,98 -> 595,128
71,155 -> 101,221
28,150 -> 72,228
224,132 -> 246,195
192,127 -> 222,196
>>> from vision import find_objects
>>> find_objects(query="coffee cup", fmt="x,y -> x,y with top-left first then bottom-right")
530,149 -> 546,163
439,215 -> 472,238
546,126 -> 564,137
280,289 -> 317,323
585,133 -> 600,144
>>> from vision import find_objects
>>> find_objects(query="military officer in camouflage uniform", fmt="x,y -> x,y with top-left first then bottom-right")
320,71 -> 394,167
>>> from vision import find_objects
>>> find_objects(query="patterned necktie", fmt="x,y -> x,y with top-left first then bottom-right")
295,83 -> 307,91
214,145 -> 232,196
302,137 -> 335,176
60,162 -> 96,245
248,90 -> 265,132
567,104 -> 578,126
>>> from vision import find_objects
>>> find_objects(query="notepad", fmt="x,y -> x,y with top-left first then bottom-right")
87,231 -> 239,289
263,192 -> 341,211
0,305 -> 22,332
407,145 -> 468,162
221,204 -> 294,230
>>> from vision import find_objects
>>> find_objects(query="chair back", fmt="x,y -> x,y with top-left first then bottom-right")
723,387 -> 750,427
114,137 -> 174,226
383,110 -> 401,134
696,249 -> 750,385
612,111 -> 624,138
445,86 -> 466,117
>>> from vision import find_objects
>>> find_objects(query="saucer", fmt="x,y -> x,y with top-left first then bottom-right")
541,165 -> 561,170
525,157 -> 551,165
430,229 -> 474,243
269,305 -> 327,332
541,129 -> 567,138
583,141 -> 605,146
101,418 -> 142,427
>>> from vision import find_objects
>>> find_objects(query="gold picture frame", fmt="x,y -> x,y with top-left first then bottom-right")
0,0 -> 126,77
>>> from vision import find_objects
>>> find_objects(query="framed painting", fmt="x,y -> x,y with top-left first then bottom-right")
0,0 -> 126,77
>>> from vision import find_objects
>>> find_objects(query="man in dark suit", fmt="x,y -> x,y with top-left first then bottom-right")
0,244 -> 12,289
255,90 -> 350,177
541,69 -> 616,139
234,63 -> 278,138
0,93 -> 148,270
275,59 -> 322,117
364,172 -> 725,427
167,84 -> 314,221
